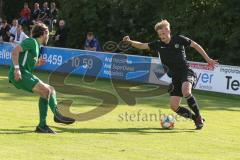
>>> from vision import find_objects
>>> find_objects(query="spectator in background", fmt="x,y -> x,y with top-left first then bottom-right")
9,19 -> 18,41
39,2 -> 51,26
31,3 -> 41,25
13,24 -> 28,44
84,32 -> 101,51
54,20 -> 68,47
19,2 -> 31,25
0,20 -> 11,42
49,2 -> 58,31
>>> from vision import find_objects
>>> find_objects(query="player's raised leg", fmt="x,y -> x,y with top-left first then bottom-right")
182,81 -> 204,129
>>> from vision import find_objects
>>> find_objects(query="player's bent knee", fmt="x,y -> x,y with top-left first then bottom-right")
33,83 -> 48,98
182,88 -> 191,97
41,86 -> 51,99
49,86 -> 56,94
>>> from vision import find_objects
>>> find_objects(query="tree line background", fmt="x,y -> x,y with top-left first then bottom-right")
2,0 -> 240,65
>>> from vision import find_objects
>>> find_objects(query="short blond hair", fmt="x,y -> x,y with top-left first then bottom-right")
154,20 -> 170,31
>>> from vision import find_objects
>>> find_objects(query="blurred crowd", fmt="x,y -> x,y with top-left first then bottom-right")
0,2 -> 58,44
0,1 -> 101,52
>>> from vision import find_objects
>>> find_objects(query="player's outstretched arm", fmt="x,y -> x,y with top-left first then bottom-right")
190,41 -> 219,67
123,36 -> 150,50
12,45 -> 23,81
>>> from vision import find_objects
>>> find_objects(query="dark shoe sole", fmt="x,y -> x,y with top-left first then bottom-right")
195,125 -> 204,130
35,126 -> 56,134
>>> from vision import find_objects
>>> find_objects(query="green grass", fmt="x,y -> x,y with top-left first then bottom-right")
0,66 -> 240,160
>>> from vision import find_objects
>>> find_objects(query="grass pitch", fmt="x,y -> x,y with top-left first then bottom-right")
0,66 -> 239,160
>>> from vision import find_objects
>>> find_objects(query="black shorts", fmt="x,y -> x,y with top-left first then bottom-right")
168,69 -> 197,97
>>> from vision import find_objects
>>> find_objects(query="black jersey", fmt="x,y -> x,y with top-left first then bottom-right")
148,35 -> 192,76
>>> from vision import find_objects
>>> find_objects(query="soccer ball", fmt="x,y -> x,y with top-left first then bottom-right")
161,115 -> 175,129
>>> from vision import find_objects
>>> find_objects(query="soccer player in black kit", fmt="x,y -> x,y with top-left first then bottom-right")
123,20 -> 218,129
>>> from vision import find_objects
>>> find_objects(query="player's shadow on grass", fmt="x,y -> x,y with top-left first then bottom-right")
51,126 -> 196,134
1,126 -> 196,134
0,128 -> 34,134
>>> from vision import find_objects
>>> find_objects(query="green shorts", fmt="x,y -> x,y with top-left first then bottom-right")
8,68 -> 40,93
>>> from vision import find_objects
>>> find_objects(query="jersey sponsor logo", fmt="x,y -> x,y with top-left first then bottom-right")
175,44 -> 179,48
160,46 -> 166,49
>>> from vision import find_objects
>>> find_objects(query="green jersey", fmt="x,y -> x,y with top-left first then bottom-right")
8,38 -> 41,93
12,38 -> 40,73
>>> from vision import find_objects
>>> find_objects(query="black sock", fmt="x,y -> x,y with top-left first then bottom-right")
176,106 -> 196,120
185,94 -> 200,117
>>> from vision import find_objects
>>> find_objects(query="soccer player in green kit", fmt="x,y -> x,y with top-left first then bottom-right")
8,23 -> 75,134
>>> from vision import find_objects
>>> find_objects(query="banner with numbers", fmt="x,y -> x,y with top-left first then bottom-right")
1,42 -> 239,95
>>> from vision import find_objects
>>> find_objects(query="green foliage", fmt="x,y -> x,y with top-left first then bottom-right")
2,0 -> 24,21
58,0 -> 240,65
